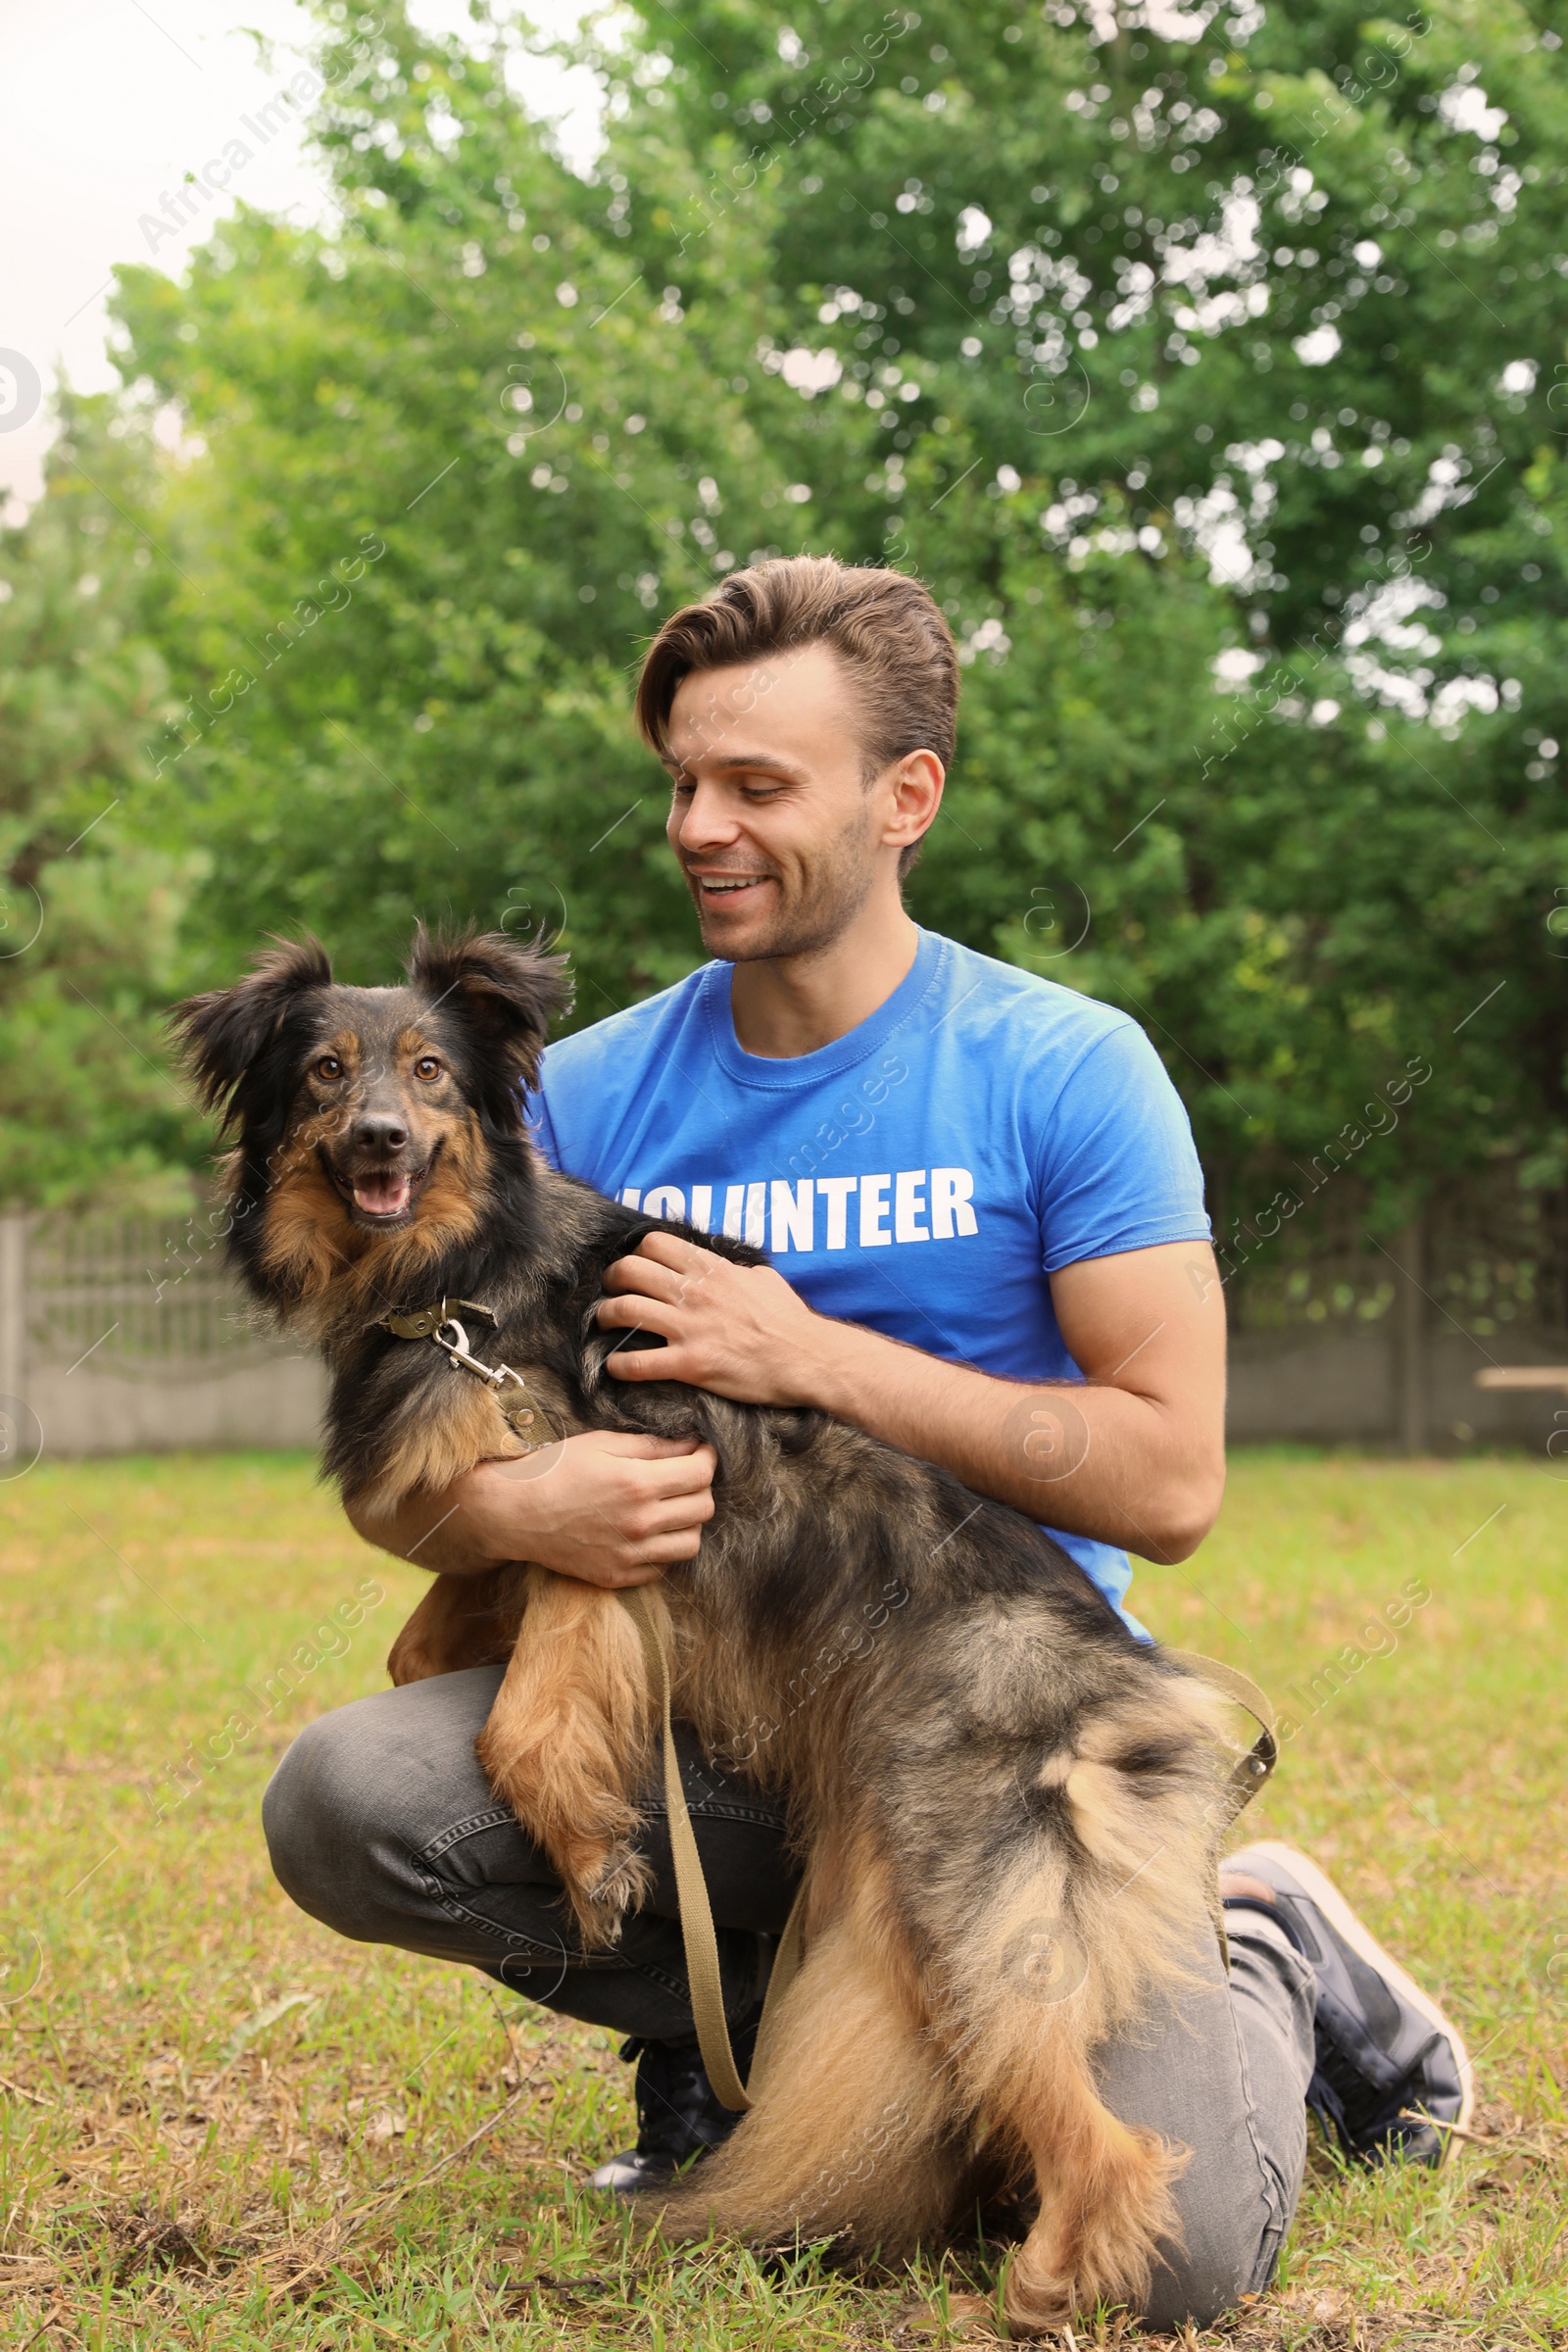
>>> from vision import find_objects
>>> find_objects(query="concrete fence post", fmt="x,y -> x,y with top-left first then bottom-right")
0,1212 -> 25,1412
1391,1210 -> 1428,1453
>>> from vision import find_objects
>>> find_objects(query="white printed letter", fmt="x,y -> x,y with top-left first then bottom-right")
770,1179 -> 813,1252
643,1185 -> 685,1221
894,1169 -> 929,1243
817,1175 -> 857,1250
859,1173 -> 893,1247
930,1168 -> 977,1240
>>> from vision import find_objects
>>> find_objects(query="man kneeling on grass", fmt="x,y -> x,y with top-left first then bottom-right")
263,556 -> 1471,2327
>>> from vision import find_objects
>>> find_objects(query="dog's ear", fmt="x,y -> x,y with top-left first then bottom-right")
171,937 -> 333,1127
407,924 -> 572,1101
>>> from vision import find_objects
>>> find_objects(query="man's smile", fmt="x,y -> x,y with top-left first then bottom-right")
688,870 -> 775,899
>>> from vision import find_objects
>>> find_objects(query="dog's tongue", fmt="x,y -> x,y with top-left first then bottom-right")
353,1170 -> 412,1217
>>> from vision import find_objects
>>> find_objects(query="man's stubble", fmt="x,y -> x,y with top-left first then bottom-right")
691,797 -> 881,967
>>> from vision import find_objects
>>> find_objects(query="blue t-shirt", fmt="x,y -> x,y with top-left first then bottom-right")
529,928 -> 1210,1626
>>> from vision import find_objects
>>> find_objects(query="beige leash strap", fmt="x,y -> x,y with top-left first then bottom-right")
617,1586 -> 804,2113
1162,1647 -> 1278,1821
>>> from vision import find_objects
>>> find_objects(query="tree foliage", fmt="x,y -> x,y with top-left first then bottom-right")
3,0 -> 1564,1243
0,404 -> 201,1207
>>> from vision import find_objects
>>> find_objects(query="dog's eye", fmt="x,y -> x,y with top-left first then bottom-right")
316,1055 -> 343,1081
414,1055 -> 442,1081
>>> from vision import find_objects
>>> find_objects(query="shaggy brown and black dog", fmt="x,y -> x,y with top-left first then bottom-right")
174,926 -> 1248,2333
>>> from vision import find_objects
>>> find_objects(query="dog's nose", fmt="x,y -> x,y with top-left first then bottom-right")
352,1113 -> 409,1154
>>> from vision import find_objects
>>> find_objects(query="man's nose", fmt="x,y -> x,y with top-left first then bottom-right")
675,778 -> 742,847
351,1111 -> 409,1155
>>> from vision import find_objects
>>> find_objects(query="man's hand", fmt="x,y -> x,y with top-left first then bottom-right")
598,1234 -> 1226,1564
599,1231 -> 827,1404
345,1430 -> 717,1590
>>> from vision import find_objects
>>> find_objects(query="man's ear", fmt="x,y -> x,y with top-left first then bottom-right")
171,937 -> 333,1128
407,924 -> 573,1102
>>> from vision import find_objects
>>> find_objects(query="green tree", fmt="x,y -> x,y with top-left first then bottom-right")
19,0 -> 1564,1267
599,0 -> 1568,1243
0,401 -> 201,1207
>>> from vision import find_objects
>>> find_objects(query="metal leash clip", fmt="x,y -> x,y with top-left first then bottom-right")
378,1300 -> 567,1445
430,1315 -> 525,1393
430,1317 -> 567,1443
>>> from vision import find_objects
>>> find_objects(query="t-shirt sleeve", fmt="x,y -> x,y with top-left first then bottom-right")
1029,1019 -> 1211,1273
522,1067 -> 563,1171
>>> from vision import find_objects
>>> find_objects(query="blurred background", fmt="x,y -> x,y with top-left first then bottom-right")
2,0 -> 1566,1465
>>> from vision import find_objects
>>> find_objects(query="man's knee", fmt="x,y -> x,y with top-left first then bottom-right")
1098,1935 -> 1306,2332
1141,2207 -> 1288,2332
262,1668 -> 505,1941
263,1695 -> 395,1936
1134,2059 -> 1302,2328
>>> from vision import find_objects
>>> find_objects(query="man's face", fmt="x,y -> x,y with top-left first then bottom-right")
663,641 -> 893,962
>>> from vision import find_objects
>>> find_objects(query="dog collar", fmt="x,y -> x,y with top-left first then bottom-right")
378,1297 -> 497,1342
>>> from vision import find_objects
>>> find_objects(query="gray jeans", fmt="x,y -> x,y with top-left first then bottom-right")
264,1665 -> 1316,2329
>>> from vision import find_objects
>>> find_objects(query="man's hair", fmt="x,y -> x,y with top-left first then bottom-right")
634,556 -> 958,876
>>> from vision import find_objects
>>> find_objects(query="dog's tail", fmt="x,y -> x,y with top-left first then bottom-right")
657,1663 -> 1233,2329
941,1662 -> 1234,2329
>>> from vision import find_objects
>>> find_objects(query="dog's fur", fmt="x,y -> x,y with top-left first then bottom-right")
173,926 -> 1239,2332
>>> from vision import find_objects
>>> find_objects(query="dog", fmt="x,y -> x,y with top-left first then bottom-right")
173,925 -> 1245,2331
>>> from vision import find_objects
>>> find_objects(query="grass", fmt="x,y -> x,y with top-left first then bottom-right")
0,1447 -> 1564,2349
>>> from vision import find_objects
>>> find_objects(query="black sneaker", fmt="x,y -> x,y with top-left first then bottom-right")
1222,1840 -> 1474,2168
588,2010 -> 760,2196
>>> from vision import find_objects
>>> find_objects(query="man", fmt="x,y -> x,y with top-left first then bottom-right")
265,557 -> 1470,2327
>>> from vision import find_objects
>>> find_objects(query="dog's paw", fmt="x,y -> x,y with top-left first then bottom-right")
567,1845 -> 651,1946
893,2293 -> 999,2342
1001,2271 -> 1076,2338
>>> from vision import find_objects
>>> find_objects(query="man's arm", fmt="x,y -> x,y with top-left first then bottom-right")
598,1235 -> 1226,1562
343,1431 -> 719,1589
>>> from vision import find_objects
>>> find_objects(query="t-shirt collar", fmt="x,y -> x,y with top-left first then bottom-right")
703,926 -> 949,1090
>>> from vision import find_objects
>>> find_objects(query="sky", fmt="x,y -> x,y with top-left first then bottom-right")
0,0 -> 603,511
